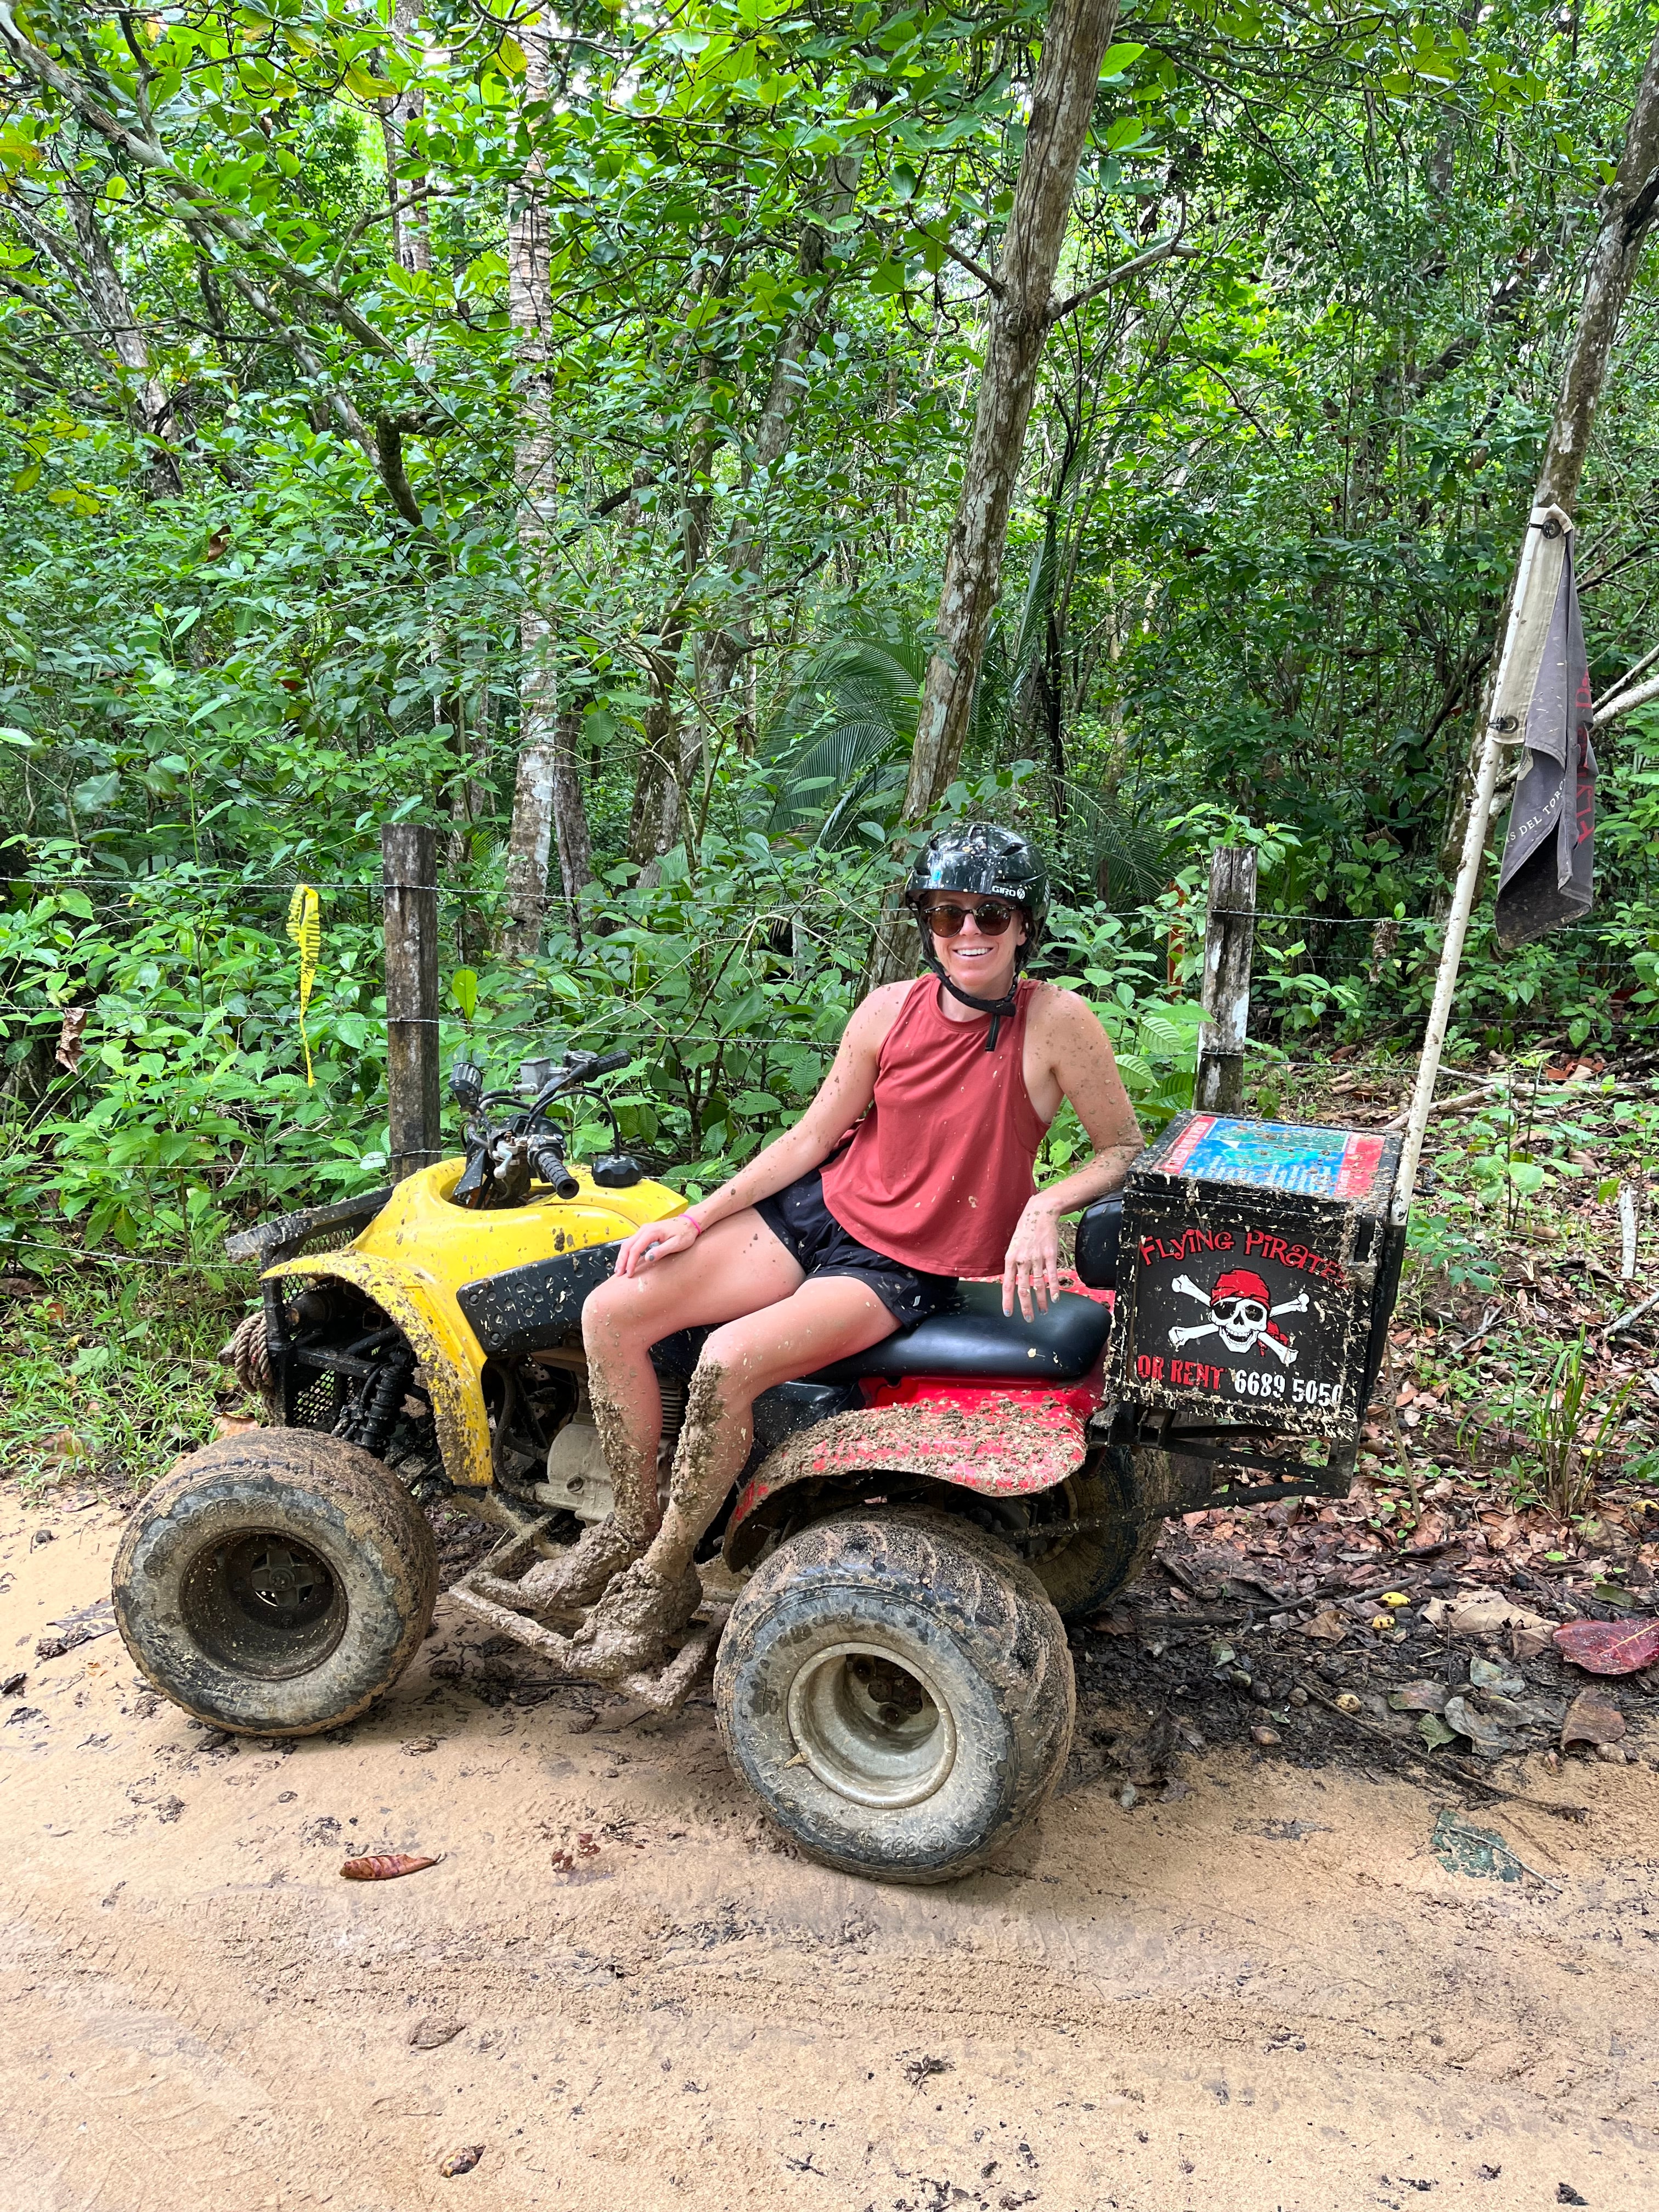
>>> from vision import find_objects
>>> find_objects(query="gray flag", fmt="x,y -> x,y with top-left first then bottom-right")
1494,516 -> 1596,951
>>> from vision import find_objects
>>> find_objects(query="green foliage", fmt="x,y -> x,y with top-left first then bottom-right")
1536,1330 -> 1639,1521
1,0 -> 1658,1263
0,1266 -> 238,1491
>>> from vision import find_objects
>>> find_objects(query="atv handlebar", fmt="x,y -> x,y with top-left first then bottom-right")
449,1043 -> 637,1210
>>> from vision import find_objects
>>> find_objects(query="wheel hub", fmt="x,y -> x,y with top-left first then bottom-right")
786,1639 -> 957,1810
180,1528 -> 347,1679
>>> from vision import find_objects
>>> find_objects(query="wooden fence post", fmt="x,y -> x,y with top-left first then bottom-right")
382,823 -> 441,1180
1195,847 -> 1257,1115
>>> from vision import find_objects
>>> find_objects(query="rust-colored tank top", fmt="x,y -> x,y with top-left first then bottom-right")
820,976 -> 1050,1275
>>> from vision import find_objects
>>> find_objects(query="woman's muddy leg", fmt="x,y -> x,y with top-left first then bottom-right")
573,1278 -> 896,1677
580,1284 -> 667,1550
518,1215 -> 804,1617
638,1276 -> 901,1591
643,1356 -> 755,1583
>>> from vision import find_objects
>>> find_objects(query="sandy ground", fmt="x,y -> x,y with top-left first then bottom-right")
2,1488 -> 1656,2212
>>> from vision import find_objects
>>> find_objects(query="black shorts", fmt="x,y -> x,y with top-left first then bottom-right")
755,1171 -> 955,1330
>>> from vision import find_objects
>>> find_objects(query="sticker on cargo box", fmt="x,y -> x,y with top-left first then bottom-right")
1161,1116 -> 1384,1199
1166,1265 -> 1305,1364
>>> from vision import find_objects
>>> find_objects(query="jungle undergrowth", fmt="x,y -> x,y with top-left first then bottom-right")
0,1264 -> 245,1495
1279,1047 -> 1659,1569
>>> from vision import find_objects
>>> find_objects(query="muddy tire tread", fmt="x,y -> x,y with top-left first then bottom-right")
715,1508 -> 1074,1885
113,1431 -> 437,1737
1028,1449 -> 1160,1623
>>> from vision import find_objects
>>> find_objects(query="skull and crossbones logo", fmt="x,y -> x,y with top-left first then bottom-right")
1168,1268 -> 1308,1365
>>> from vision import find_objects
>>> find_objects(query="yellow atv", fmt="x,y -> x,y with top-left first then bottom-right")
114,1046 -> 1398,1883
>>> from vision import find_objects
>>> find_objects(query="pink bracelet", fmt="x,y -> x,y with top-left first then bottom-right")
682,1209 -> 703,1239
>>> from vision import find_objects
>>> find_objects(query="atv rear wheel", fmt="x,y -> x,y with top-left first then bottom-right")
714,1510 -> 1074,1884
114,1431 -> 437,1736
1025,1447 -> 1158,1624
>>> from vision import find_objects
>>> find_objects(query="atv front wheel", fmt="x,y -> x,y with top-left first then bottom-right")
714,1510 -> 1074,1884
114,1431 -> 437,1736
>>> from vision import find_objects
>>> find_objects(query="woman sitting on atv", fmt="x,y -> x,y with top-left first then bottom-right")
537,823 -> 1144,1677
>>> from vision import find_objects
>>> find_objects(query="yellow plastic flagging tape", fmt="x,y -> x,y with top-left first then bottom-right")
286,883 -> 321,1086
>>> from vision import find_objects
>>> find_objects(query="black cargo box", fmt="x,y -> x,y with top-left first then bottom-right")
1109,1111 -> 1404,1446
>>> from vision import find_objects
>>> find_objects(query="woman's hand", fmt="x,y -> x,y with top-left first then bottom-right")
614,1211 -> 702,1278
1001,1199 -> 1062,1320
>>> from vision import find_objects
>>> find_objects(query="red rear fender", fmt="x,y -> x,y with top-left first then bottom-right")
724,1373 -> 1103,1568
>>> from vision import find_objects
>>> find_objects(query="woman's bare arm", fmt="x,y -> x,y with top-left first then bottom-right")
1001,989 -> 1144,1317
612,985 -> 908,1274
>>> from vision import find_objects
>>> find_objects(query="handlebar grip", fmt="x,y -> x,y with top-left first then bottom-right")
528,1143 -> 580,1200
587,1048 -> 631,1077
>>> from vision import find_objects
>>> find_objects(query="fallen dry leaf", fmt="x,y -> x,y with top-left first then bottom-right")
54,1005 -> 88,1074
340,1853 -> 440,1882
409,2015 -> 465,2051
1300,1608 -> 1348,1644
211,1414 -> 261,1441
1389,1681 -> 1449,1714
1421,1590 -> 1551,1637
1444,1695 -> 1508,1760
438,2144 -> 483,2177
1561,1691 -> 1626,1750
1551,1616 -> 1659,1675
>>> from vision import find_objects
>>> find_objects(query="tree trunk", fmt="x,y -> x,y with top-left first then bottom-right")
379,0 -> 431,275
1438,29 -> 1659,884
500,23 -> 592,951
654,157 -> 862,862
12,179 -> 177,490
629,386 -> 717,868
867,0 -> 1121,986
900,0 -> 1120,823
551,703 -> 594,941
695,156 -> 861,714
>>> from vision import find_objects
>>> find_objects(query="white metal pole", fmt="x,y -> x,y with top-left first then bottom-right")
1392,506 -> 1562,1222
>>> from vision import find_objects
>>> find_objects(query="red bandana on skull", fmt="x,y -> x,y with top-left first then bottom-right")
1208,1269 -> 1293,1354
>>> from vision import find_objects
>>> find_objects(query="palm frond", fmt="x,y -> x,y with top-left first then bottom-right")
761,614 -> 928,842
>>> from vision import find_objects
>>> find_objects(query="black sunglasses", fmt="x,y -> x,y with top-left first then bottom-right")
922,898 -> 1018,939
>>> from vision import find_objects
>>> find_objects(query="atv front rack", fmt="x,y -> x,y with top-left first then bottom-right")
225,1189 -> 394,1272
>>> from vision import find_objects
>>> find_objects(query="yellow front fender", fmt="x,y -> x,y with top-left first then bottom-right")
264,1248 -> 495,1490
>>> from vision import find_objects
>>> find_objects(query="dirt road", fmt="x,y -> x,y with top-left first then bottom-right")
2,1489 -> 1654,2212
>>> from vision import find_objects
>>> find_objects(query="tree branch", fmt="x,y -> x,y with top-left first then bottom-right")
1593,638 -> 1659,709
0,3 -> 399,362
374,416 -> 425,528
938,235 -> 1003,297
1049,230 -> 1199,322
331,185 -> 447,275
1593,669 -> 1659,729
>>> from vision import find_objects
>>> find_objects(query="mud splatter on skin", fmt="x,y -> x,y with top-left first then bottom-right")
585,1376 -> 661,1549
646,1358 -> 755,1584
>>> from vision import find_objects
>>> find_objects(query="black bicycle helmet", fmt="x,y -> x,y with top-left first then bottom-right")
902,822 -> 1049,1049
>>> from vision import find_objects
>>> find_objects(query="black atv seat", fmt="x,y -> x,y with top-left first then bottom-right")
809,1280 -> 1111,1386
458,1247 -> 1111,1382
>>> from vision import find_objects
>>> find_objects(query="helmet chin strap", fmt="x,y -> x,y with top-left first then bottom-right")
921,945 -> 1020,1051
